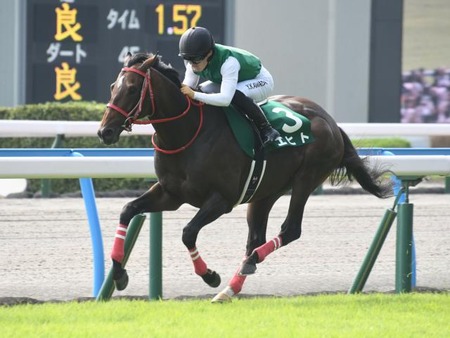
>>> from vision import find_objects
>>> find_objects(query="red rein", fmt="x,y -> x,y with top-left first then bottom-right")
106,66 -> 204,155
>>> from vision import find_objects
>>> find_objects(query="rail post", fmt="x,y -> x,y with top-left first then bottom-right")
149,212 -> 163,300
396,202 -> 414,293
348,190 -> 403,294
348,208 -> 397,293
71,151 -> 105,297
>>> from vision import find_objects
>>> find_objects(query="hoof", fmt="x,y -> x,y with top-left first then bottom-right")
114,269 -> 129,291
211,292 -> 232,304
201,269 -> 221,288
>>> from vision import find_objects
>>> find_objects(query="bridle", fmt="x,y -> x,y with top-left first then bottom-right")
106,67 -> 156,131
106,65 -> 204,154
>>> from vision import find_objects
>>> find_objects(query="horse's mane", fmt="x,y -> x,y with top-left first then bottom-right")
126,53 -> 182,88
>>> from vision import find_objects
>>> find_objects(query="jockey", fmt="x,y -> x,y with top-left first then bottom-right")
178,26 -> 280,146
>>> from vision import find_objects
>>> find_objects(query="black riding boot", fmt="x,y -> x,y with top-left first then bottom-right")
231,91 -> 281,145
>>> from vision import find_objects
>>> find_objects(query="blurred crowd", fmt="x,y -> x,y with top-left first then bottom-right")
401,67 -> 450,123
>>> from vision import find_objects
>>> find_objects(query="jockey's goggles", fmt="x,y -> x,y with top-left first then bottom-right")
182,54 -> 207,65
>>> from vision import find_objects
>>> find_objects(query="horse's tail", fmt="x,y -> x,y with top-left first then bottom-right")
330,128 -> 392,198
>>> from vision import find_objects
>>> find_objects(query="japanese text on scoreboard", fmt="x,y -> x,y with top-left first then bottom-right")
26,0 -> 225,103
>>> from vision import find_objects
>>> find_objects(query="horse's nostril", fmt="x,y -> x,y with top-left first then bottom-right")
101,128 -> 114,138
98,127 -> 117,145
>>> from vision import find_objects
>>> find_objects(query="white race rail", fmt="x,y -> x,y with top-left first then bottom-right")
1,120 -> 450,138
364,155 -> 450,177
0,155 -> 449,179
340,123 -> 450,137
0,120 -> 154,137
0,156 -> 155,179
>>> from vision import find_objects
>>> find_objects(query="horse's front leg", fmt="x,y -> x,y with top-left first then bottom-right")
111,183 -> 181,291
182,192 -> 232,288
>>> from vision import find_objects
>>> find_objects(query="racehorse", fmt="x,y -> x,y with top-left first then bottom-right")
97,53 -> 391,302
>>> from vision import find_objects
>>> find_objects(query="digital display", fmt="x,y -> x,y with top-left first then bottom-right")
26,0 -> 225,103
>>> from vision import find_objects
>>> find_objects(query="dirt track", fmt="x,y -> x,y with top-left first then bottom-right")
0,192 -> 449,302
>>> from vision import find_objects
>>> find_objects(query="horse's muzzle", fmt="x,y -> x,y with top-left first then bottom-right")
97,127 -> 120,145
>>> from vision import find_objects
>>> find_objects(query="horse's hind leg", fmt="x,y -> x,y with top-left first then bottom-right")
182,192 -> 233,288
212,195 -> 279,302
239,174 -> 321,276
111,183 -> 181,290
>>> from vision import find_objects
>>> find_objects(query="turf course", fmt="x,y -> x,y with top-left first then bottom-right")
1,293 -> 448,337
403,0 -> 450,71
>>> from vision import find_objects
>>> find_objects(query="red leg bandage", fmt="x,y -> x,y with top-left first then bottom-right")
189,247 -> 208,276
229,273 -> 247,295
111,224 -> 128,263
254,236 -> 282,263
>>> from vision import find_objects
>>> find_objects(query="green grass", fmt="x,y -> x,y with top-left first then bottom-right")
352,137 -> 411,148
1,293 -> 449,337
403,0 -> 450,71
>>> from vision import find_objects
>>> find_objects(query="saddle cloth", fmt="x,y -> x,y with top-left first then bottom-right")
223,100 -> 315,158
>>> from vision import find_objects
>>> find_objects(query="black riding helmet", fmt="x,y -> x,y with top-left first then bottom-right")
179,27 -> 215,61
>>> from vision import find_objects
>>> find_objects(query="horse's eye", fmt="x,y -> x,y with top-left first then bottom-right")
127,86 -> 138,95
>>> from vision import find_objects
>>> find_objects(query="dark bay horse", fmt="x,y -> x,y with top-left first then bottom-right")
97,53 -> 391,302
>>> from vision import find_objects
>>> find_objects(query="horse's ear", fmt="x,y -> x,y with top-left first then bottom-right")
140,54 -> 159,71
124,52 -> 132,66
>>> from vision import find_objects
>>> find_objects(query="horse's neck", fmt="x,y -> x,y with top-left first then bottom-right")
150,75 -> 202,151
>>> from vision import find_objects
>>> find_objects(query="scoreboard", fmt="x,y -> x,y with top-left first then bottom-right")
25,0 -> 225,103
